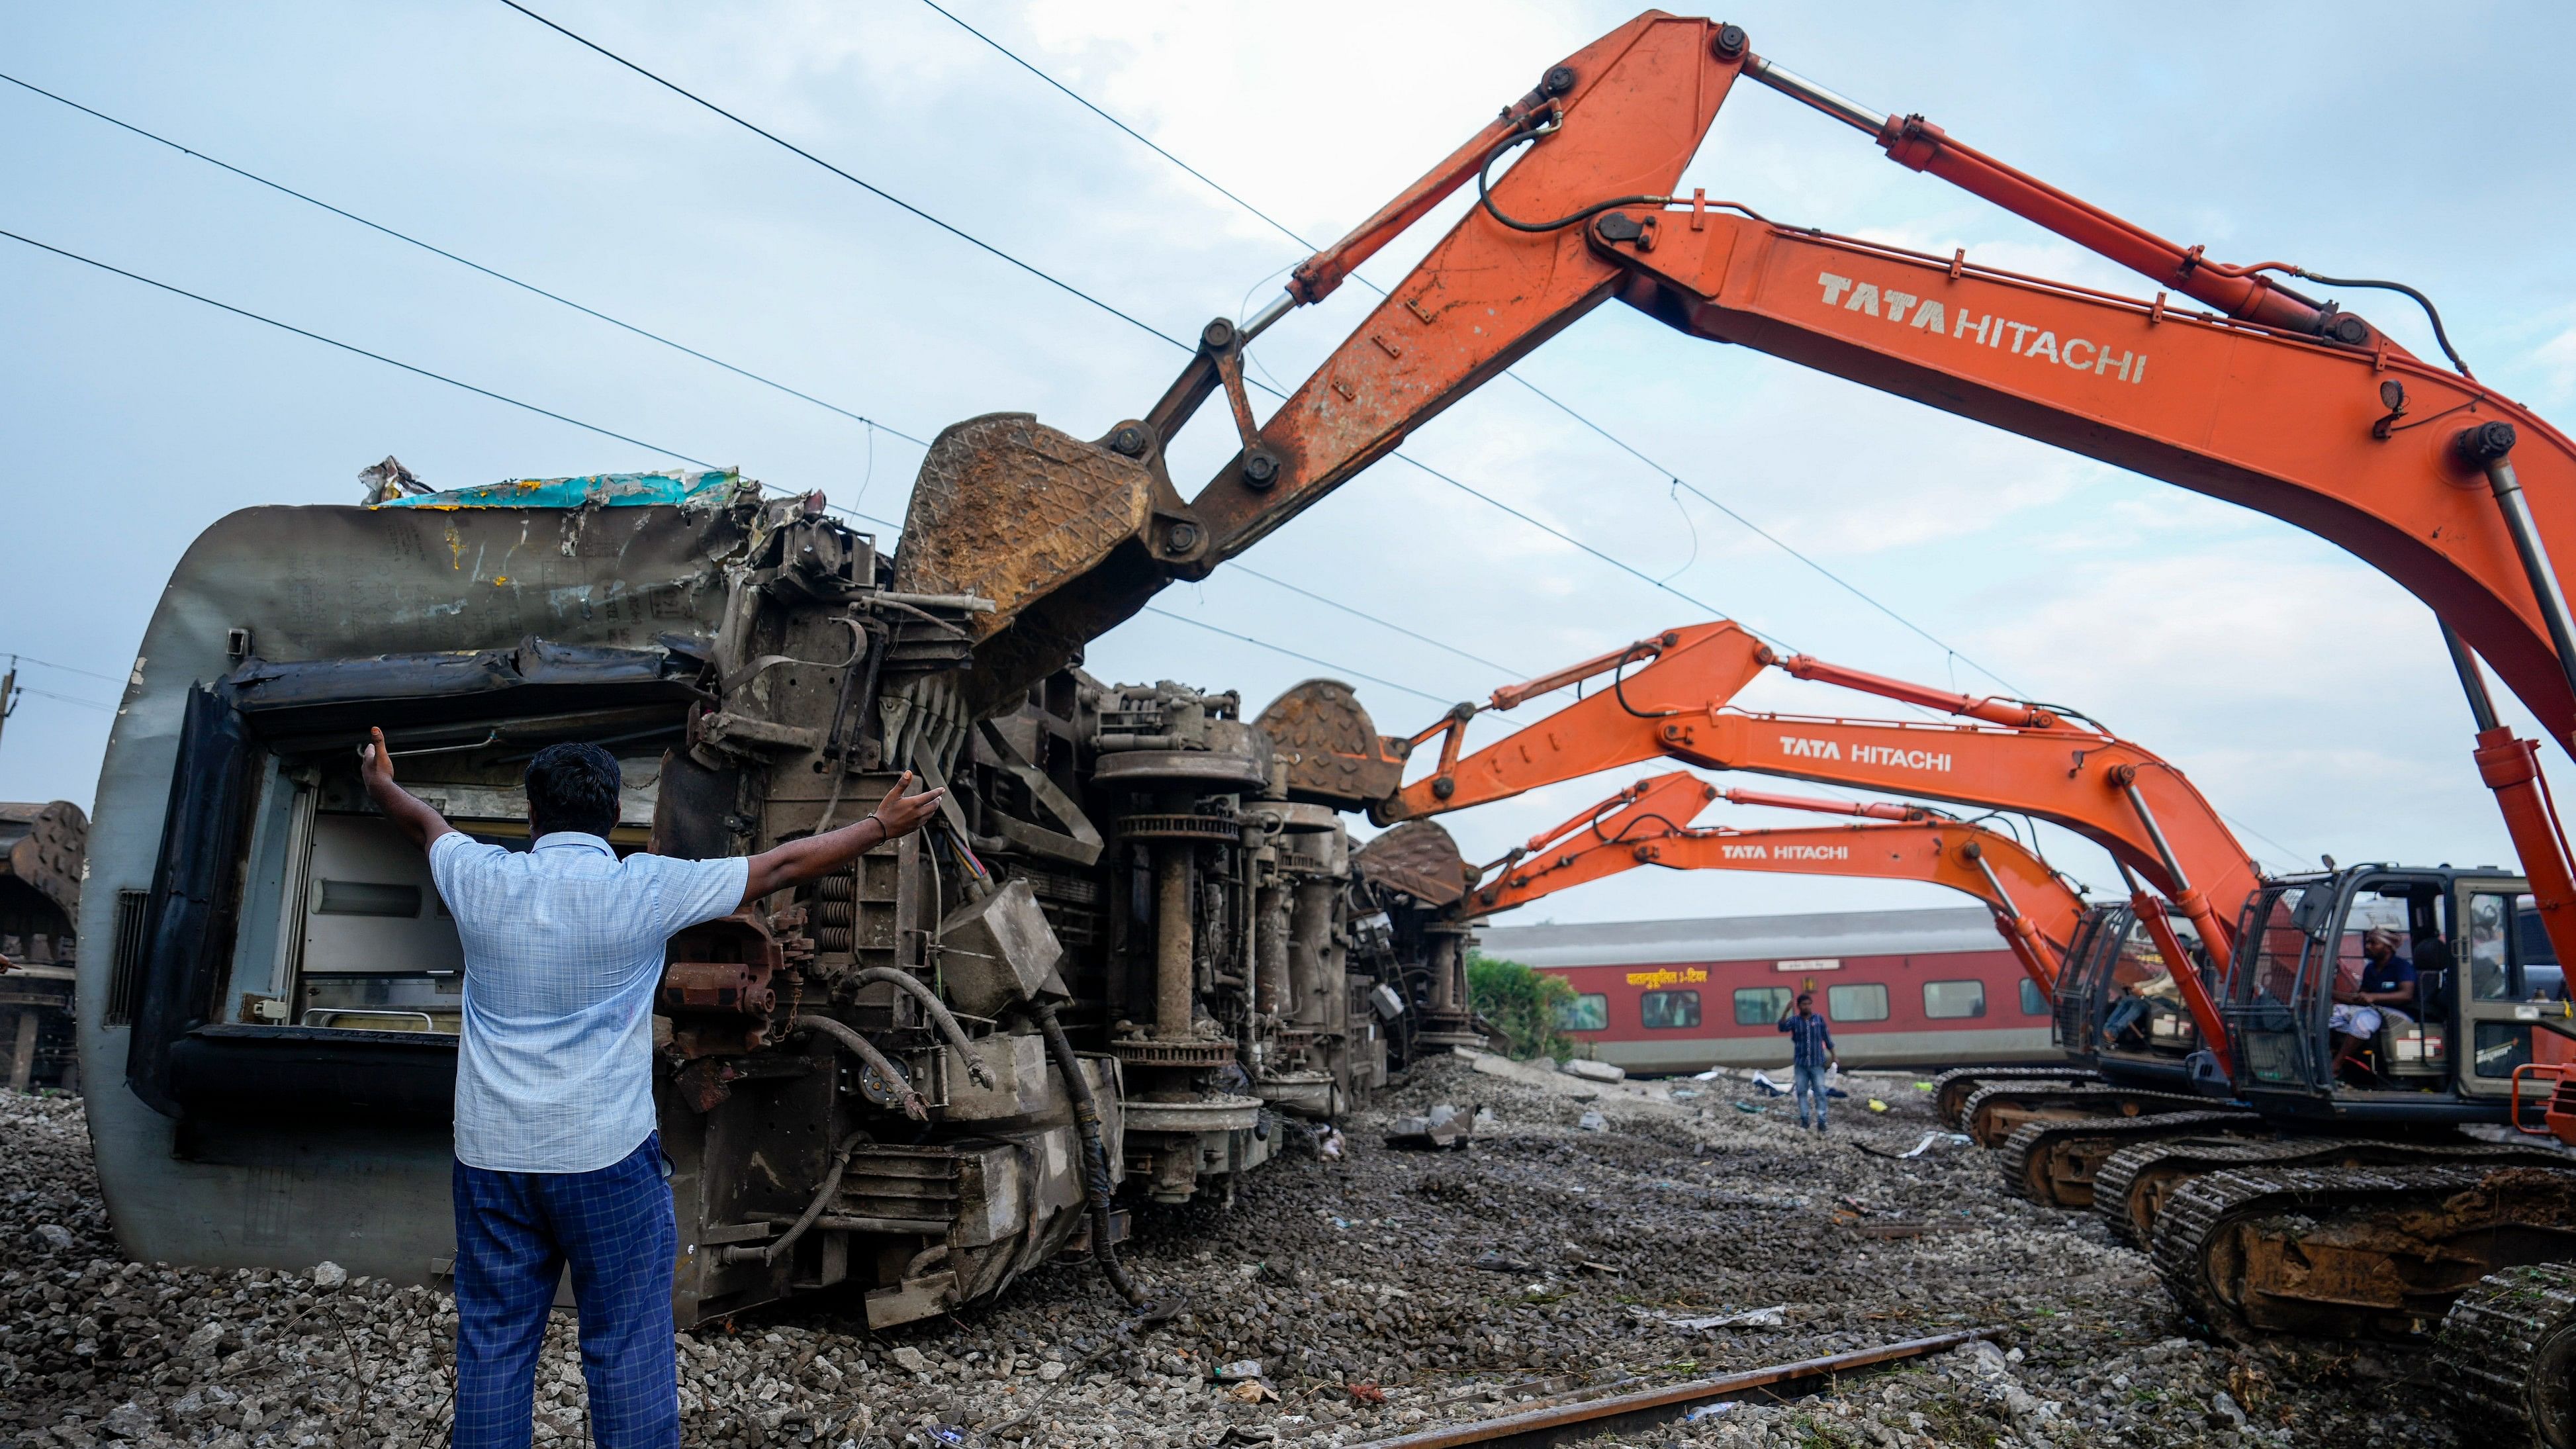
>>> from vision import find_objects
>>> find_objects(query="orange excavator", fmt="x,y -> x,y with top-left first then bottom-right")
1460,771 -> 2086,999
1375,620 -> 2252,1096
893,11 -> 2576,1410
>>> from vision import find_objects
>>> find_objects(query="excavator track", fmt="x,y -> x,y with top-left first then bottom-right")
2095,1136 -> 2575,1246
1955,1082 -> 2216,1147
2152,1163 -> 2576,1345
1996,1109 -> 2262,1209
2436,1262 -> 2576,1449
1932,1066 -> 2097,1129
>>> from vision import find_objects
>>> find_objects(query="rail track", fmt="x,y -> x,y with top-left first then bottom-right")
1348,1330 -> 1995,1448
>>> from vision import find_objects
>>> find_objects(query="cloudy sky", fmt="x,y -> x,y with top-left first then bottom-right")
7,1 -> 2575,924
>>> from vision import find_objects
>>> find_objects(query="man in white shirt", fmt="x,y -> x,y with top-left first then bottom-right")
360,727 -> 941,1449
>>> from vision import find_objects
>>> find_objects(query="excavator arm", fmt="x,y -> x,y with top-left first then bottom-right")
1462,773 -> 2084,994
1374,619 -> 2247,1067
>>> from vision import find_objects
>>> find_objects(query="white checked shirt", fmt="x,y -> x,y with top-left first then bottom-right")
428,831 -> 749,1173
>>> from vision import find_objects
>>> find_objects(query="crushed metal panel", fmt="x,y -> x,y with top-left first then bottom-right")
1256,679 -> 1406,809
1354,820 -> 1471,906
376,468 -> 745,510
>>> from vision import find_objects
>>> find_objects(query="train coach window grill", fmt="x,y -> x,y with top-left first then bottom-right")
1555,993 -> 1608,1031
1923,980 -> 1986,1019
1731,986 -> 1789,1026
1641,990 -> 1703,1029
1826,984 -> 1888,1022
2019,978 -> 2050,1016
103,889 -> 150,1027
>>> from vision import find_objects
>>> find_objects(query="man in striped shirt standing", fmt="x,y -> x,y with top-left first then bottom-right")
361,728 -> 941,1448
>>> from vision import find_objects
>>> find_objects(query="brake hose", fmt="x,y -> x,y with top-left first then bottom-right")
1029,999 -> 1151,1309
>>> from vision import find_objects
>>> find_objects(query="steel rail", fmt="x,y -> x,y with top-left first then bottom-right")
1346,1329 -> 1997,1448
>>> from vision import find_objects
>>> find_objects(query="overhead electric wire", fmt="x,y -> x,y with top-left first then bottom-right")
494,0 -> 1787,651
913,0 -> 2019,693
0,70 -> 929,451
1229,565 -> 1528,677
494,0 -> 1198,357
5,68 -> 1543,712
0,228 -> 712,468
4,653 -> 126,687
13,686 -> 115,712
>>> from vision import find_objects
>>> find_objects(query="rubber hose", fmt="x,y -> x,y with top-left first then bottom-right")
1030,1000 -> 1148,1308
794,1013 -> 928,1120
851,967 -> 996,1088
727,1128 -> 870,1266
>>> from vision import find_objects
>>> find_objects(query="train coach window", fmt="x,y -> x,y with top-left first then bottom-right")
1641,990 -> 1704,1029
1555,993 -> 1608,1031
1826,984 -> 1888,1022
2019,979 -> 2049,1016
1923,980 -> 1987,1019
1731,986 -> 1788,1025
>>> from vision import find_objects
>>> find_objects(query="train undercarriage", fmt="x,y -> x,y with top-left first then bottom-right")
83,474 -> 1474,1329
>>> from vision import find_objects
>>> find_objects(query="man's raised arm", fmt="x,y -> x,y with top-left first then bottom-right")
362,726 -> 458,853
739,771 -> 944,907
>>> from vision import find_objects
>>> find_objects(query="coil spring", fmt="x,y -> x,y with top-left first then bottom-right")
816,873 -> 856,901
814,927 -> 853,952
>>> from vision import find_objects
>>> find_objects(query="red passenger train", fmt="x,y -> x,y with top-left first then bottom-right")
1473,906 -> 2056,1074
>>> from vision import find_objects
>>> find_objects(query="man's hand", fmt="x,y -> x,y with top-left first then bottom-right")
363,726 -> 397,788
741,772 -> 946,906
867,771 -> 946,839
360,727 -> 457,853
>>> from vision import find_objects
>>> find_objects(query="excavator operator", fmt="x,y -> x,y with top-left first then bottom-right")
2330,928 -> 2420,1077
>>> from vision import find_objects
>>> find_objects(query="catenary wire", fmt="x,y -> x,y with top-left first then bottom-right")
494,0 -> 1793,651
7,56 -> 1769,692
0,71 -> 930,452
0,228 -> 713,468
13,686 -> 115,712
3,653 -> 126,686
914,0 -> 2022,694
5,73 -> 1543,704
7,115 -> 2053,871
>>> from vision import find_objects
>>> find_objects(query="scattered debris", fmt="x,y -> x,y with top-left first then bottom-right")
1669,1305 -> 1789,1330
1316,1125 -> 1346,1161
1865,1098 -> 1890,1113
1558,1057 -> 1627,1084
1472,1252 -> 1536,1274
1748,1070 -> 1788,1096
1576,1109 -> 1609,1132
1856,1130 -> 1974,1160
1216,1359 -> 1265,1382
1346,1382 -> 1387,1405
1386,1102 -> 1474,1150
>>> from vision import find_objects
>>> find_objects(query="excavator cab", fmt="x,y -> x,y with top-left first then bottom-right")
2227,866 -> 2576,1124
2052,902 -> 2211,1091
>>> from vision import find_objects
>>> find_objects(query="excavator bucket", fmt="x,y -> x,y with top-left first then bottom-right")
1256,679 -> 1409,810
891,413 -> 1165,714
1354,819 -> 1474,908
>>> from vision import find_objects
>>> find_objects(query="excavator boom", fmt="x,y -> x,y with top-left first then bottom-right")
1463,774 -> 2083,994
1376,620 -> 2248,1068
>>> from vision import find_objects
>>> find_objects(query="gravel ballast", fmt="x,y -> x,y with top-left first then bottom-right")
0,1057 -> 2465,1448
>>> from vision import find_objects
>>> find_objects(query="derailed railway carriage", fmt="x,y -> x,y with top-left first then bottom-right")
81,469 -> 1459,1329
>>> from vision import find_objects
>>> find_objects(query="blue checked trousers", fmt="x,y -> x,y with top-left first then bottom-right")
452,1133 -> 679,1449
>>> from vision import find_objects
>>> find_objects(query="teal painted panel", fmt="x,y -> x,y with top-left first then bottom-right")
377,468 -> 740,510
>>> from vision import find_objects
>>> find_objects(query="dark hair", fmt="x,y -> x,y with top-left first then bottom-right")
1796,992 -> 1814,1004
526,742 -> 622,838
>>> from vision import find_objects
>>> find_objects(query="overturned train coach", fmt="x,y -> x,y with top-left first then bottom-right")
81,469 -> 1476,1329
